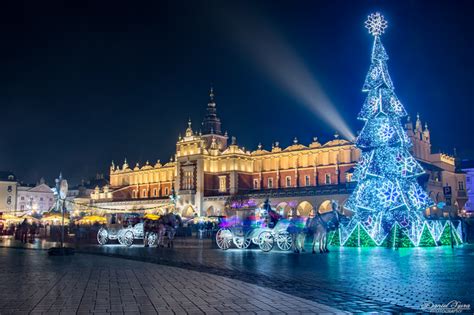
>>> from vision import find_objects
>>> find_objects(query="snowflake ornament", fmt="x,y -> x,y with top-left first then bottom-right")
370,66 -> 380,80
408,184 -> 430,209
365,12 -> 388,36
377,181 -> 400,207
396,152 -> 418,176
369,96 -> 378,113
379,123 -> 394,142
390,96 -> 403,113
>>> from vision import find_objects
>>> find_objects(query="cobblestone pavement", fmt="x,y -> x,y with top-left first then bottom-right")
2,238 -> 473,313
0,248 -> 344,314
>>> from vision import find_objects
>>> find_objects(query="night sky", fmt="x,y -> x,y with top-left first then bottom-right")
1,1 -> 473,185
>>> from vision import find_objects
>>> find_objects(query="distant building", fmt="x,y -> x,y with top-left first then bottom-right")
16,178 -> 54,214
0,171 -> 17,213
67,174 -> 109,214
405,114 -> 467,217
461,160 -> 474,215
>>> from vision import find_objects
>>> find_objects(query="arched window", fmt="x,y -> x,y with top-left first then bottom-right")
268,178 -> 273,189
164,187 -> 169,196
286,176 -> 291,188
142,189 -> 147,198
153,188 -> 158,197
253,179 -> 259,190
325,174 -> 331,184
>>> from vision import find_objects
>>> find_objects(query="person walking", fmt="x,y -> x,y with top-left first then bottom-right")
20,219 -> 29,244
143,219 -> 150,247
29,221 -> 37,243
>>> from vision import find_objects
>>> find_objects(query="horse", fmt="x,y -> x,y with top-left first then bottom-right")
261,198 -> 280,228
307,201 -> 341,254
156,213 -> 182,248
287,215 -> 308,253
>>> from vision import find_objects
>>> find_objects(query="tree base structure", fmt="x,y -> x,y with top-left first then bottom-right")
329,219 -> 463,248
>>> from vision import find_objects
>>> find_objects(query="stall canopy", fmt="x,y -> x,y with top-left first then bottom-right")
76,215 -> 106,224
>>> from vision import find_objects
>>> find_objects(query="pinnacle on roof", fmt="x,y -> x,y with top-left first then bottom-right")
202,86 -> 222,135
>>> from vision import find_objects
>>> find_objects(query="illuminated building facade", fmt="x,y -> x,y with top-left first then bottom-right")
0,171 -> 17,213
91,90 -> 466,218
16,178 -> 54,214
92,90 -> 359,216
461,160 -> 474,215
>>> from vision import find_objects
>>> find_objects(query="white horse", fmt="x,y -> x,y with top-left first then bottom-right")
307,201 -> 341,254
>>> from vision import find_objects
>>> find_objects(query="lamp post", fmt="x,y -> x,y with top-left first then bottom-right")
169,188 -> 180,214
48,173 -> 74,256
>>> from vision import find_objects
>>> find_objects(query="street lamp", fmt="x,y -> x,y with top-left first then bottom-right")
169,188 -> 180,214
48,173 -> 74,256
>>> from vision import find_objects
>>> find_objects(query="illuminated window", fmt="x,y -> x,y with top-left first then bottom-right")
253,179 -> 259,190
268,178 -> 273,189
305,176 -> 310,186
325,174 -> 331,184
183,170 -> 194,190
346,173 -> 353,182
219,176 -> 226,193
286,176 -> 291,188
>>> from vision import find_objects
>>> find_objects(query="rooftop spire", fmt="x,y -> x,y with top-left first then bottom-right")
185,118 -> 193,137
202,85 -> 222,135
415,113 -> 422,131
209,86 -> 215,103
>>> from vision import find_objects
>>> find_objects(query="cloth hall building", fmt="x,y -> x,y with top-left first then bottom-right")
91,90 -> 467,218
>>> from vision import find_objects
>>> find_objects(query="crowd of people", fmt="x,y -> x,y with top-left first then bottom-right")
0,219 -> 39,243
188,220 -> 219,239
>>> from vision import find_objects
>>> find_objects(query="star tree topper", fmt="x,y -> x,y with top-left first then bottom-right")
365,12 -> 388,36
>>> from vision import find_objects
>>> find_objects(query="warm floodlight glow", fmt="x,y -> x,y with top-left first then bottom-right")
221,9 -> 355,141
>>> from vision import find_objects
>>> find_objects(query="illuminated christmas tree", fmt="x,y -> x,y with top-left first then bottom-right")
344,13 -> 434,246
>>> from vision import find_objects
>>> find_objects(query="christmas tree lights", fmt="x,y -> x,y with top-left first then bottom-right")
343,13 -> 437,247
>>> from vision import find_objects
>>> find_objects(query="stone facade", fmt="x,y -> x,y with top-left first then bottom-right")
0,171 -> 17,213
91,90 -> 467,218
461,160 -> 474,215
405,114 -> 467,217
16,179 -> 54,214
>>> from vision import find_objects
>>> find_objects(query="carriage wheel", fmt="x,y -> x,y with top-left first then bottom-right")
97,228 -> 108,245
216,228 -> 232,250
147,232 -> 157,246
258,231 -> 274,252
276,231 -> 292,251
233,235 -> 251,249
122,230 -> 134,247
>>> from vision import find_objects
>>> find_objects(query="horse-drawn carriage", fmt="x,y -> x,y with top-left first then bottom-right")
215,199 -> 293,252
216,198 -> 342,253
97,222 -> 157,247
96,212 -> 181,247
216,219 -> 293,252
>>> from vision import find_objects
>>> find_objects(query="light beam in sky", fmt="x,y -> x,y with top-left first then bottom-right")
220,6 -> 355,141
